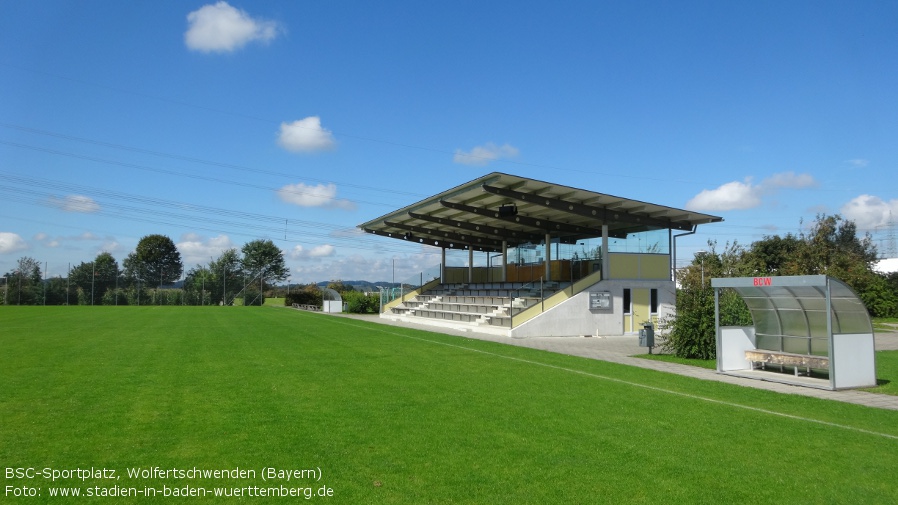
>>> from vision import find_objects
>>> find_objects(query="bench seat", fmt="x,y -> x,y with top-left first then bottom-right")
745,349 -> 829,376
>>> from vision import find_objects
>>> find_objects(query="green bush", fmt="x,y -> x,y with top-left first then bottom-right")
342,291 -> 379,314
101,288 -> 129,305
661,287 -> 751,360
285,290 -> 322,307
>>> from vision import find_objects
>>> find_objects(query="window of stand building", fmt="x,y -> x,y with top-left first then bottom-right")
608,229 -> 670,254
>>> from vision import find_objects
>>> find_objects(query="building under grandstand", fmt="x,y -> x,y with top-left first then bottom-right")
359,173 -> 722,337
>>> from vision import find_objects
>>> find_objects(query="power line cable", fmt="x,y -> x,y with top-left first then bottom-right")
0,141 -> 401,209
0,62 -> 761,184
0,122 -> 428,199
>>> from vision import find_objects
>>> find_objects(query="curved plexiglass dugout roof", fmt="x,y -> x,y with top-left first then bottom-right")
711,275 -> 873,342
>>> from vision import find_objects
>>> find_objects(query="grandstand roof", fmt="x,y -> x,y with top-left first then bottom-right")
358,172 -> 723,252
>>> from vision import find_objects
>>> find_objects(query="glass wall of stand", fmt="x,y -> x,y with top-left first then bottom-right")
711,275 -> 876,390
379,263 -> 442,308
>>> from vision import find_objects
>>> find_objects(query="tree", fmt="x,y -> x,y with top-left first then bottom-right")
183,265 -> 213,305
662,241 -> 751,359
241,239 -> 288,286
744,214 -> 890,316
794,214 -> 878,282
44,276 -> 70,305
208,248 -> 242,305
69,252 -> 120,304
5,256 -> 42,305
664,213 -> 895,359
123,235 -> 183,288
744,233 -> 803,275
326,280 -> 355,293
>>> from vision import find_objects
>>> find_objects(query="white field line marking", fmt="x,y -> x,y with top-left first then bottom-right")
332,319 -> 898,441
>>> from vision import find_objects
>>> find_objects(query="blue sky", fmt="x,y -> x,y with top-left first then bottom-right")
1,1 -> 897,284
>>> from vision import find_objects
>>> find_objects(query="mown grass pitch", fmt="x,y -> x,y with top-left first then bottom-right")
2,306 -> 898,504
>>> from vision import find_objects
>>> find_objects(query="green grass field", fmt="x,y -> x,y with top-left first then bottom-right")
635,343 -> 898,395
3,306 -> 898,504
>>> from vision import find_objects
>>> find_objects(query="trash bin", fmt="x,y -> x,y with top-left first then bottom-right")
639,321 -> 654,350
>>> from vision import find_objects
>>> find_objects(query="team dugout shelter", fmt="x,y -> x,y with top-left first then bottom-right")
712,275 -> 876,390
359,172 -> 722,337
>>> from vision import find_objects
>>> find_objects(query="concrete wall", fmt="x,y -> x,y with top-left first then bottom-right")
510,278 -> 676,338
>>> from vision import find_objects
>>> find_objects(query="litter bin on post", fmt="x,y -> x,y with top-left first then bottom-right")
639,321 -> 655,353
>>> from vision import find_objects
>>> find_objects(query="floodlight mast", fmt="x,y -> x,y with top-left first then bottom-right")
696,250 -> 708,287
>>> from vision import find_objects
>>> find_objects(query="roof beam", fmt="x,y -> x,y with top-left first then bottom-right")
408,211 -> 543,244
363,227 -> 500,252
383,221 -> 504,251
439,199 -> 595,235
481,184 -> 695,231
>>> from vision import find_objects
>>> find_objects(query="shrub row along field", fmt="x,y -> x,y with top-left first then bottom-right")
2,306 -> 898,504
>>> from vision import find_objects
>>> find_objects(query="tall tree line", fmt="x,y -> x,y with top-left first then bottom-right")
3,236 -> 288,306
664,214 -> 898,358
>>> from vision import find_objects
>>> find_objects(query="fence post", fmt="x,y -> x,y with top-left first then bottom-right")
540,277 -> 544,312
510,285 -> 514,329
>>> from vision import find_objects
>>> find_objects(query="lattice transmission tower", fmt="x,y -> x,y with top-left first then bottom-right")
877,211 -> 897,259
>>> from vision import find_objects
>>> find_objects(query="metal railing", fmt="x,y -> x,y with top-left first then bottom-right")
509,278 -> 543,328
379,264 -> 441,312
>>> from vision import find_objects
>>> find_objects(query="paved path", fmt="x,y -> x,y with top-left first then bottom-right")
327,312 -> 898,411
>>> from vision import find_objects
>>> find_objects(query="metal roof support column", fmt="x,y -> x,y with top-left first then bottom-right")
714,285 -> 722,372
441,247 -> 446,283
826,278 -> 835,389
602,225 -> 610,280
545,233 -> 552,281
501,240 -> 508,283
468,248 -> 474,283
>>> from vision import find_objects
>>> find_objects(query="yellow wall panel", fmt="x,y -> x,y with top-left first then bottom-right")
610,254 -> 639,278
640,255 -> 670,280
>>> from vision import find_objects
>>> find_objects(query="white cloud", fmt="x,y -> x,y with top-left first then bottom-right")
759,172 -> 816,191
277,182 -> 355,210
0,232 -> 28,254
686,179 -> 761,211
50,195 -> 100,213
277,117 -> 336,152
176,234 -> 235,266
185,1 -> 281,53
34,232 -> 60,248
70,232 -> 101,241
845,158 -> 869,168
99,241 -> 122,255
32,232 -> 106,249
841,194 -> 898,231
290,244 -> 336,260
686,172 -> 818,212
876,258 -> 898,273
288,249 -> 444,284
453,142 -> 519,166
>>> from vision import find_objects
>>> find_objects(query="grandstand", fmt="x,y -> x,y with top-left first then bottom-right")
359,173 -> 722,337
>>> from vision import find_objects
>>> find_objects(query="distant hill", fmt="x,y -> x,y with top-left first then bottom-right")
315,280 -> 398,292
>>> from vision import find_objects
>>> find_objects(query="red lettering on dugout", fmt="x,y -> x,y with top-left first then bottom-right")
753,277 -> 772,286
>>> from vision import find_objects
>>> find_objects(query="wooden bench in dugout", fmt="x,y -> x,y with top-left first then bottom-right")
745,349 -> 830,377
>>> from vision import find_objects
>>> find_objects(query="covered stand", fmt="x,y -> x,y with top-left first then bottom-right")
711,275 -> 876,390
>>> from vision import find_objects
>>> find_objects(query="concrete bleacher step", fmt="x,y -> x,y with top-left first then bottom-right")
387,281 -> 569,330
